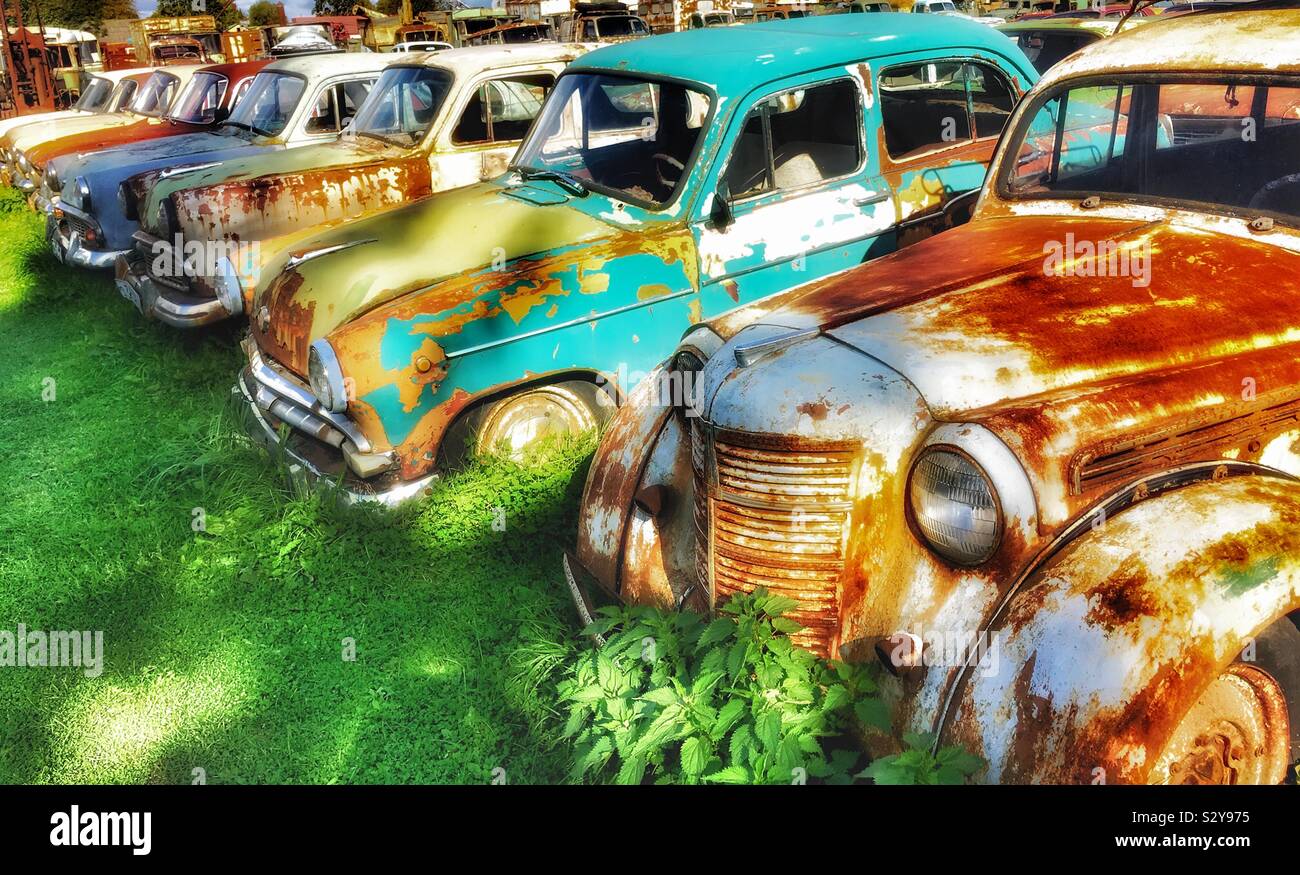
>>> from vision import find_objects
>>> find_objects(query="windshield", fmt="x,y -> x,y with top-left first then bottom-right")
1002,77 -> 1300,224
351,66 -> 453,147
226,71 -> 306,137
515,73 -> 712,208
167,71 -> 229,123
108,79 -> 139,112
130,71 -> 180,116
596,15 -> 649,36
74,78 -> 112,112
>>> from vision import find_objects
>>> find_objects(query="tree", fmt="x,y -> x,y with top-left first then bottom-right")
313,0 -> 374,13
246,0 -> 283,27
16,0 -> 139,33
152,0 -> 243,30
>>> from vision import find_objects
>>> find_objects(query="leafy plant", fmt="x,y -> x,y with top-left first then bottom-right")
857,732 -> 985,785
558,588 -> 887,784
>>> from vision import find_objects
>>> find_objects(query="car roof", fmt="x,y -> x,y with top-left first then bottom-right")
1039,7 -> 1300,87
997,17 -> 1118,36
193,59 -> 273,79
571,14 -> 1031,91
90,67 -> 158,83
263,50 -> 404,77
396,41 -> 596,74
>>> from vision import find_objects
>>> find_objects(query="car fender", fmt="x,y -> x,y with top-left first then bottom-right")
938,470 -> 1300,784
574,362 -> 692,610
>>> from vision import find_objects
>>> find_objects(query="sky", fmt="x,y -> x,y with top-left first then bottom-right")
135,1 -> 496,19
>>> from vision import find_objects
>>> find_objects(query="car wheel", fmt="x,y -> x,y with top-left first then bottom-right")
439,379 -> 615,469
1148,616 -> 1299,785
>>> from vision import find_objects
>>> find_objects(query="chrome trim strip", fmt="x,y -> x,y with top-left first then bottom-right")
246,347 -> 374,453
285,238 -> 377,269
733,328 -> 821,368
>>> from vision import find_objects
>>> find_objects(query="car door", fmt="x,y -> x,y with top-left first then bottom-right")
436,68 -> 558,188
875,54 -> 1020,246
692,69 -> 896,319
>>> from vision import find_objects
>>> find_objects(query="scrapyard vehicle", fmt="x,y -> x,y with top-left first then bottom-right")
568,7 -> 1300,784
0,66 -> 153,151
1,65 -> 206,205
48,52 -> 401,273
995,17 -> 1124,74
465,21 -> 558,45
117,43 -> 592,327
233,16 -> 1037,504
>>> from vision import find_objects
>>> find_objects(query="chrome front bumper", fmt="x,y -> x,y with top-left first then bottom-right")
113,250 -> 231,328
46,209 -> 126,270
236,345 -> 432,507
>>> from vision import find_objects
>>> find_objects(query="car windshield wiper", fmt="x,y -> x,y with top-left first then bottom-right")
512,164 -> 588,197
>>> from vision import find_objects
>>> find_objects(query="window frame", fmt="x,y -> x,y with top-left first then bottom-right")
719,75 -> 868,208
450,71 -> 556,148
877,56 -> 1019,164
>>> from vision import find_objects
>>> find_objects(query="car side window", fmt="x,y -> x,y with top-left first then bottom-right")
305,86 -> 339,134
724,79 -> 863,200
339,78 -> 377,128
879,60 -> 1017,159
452,74 -> 554,145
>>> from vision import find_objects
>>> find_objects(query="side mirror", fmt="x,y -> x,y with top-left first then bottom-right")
710,180 -> 733,229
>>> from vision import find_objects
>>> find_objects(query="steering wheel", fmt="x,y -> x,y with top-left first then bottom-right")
1248,173 -> 1300,210
653,153 -> 685,190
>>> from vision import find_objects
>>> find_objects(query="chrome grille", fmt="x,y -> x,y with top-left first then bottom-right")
694,424 -> 854,657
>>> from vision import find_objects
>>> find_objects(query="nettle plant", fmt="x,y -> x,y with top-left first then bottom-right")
558,589 -> 983,785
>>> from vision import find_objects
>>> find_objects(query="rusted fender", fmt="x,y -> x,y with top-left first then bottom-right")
575,362 -> 682,608
939,474 -> 1300,784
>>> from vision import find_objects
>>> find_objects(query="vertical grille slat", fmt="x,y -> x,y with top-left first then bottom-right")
693,423 -> 854,658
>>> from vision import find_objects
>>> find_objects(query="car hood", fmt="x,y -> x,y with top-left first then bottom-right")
23,115 -> 201,168
0,109 -> 83,140
707,212 -> 1300,419
52,129 -> 252,193
7,111 -> 141,158
162,137 -> 407,238
253,180 -> 631,376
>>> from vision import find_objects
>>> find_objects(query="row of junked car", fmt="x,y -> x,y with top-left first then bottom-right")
6,7 -> 1300,784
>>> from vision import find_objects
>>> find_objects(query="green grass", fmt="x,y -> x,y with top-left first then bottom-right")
0,189 -> 588,784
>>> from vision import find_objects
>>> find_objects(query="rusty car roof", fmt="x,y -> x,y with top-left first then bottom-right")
570,14 -> 1034,90
1037,8 -> 1300,86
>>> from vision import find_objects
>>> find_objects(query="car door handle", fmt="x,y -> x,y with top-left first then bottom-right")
853,192 -> 892,208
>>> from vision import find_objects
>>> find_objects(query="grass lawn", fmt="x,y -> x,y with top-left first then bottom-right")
0,189 -> 588,784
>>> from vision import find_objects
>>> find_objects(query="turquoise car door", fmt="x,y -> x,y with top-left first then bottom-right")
690,68 -> 897,319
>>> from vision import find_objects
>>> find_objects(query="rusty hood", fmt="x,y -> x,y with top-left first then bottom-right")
22,114 -> 198,170
166,137 -> 423,244
253,180 -> 633,375
724,214 -> 1300,419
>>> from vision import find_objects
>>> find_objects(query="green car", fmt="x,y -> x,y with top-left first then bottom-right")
237,15 -> 1037,503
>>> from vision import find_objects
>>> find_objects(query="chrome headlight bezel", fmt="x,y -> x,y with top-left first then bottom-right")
308,339 -> 348,414
213,255 -> 243,316
65,176 -> 91,211
906,445 -> 1003,567
44,164 -> 61,193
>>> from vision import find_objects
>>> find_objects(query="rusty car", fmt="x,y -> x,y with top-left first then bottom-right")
230,15 -> 1038,504
116,42 -> 593,327
0,66 -> 154,145
1,65 -> 206,204
567,7 -> 1300,784
48,52 -> 402,273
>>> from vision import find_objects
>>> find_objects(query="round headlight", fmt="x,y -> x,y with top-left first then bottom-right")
668,349 -> 704,418
213,256 -> 243,316
908,448 -> 1001,566
69,176 -> 90,211
308,339 -> 348,413
118,180 -> 138,220
155,197 -> 177,240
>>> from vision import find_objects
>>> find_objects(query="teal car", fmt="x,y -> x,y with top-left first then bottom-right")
237,16 -> 1037,503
